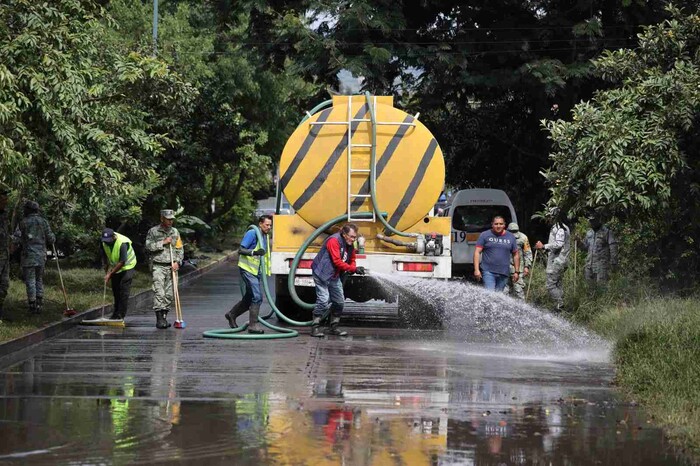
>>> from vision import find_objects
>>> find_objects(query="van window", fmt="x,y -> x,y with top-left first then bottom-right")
452,206 -> 512,232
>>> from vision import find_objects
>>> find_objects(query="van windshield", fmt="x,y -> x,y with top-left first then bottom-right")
452,205 -> 512,232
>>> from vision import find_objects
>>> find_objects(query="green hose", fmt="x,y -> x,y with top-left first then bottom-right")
275,99 -> 333,215
203,212 -> 382,340
204,94 -> 409,340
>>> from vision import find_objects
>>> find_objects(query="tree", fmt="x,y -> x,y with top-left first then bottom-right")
0,0 -> 195,240
272,0 -> 689,229
543,5 -> 700,278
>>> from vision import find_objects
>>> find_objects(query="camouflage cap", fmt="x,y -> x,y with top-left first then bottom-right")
507,222 -> 519,232
24,200 -> 39,211
160,209 -> 175,219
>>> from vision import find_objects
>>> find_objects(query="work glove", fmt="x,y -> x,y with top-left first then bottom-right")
252,249 -> 266,256
355,266 -> 367,275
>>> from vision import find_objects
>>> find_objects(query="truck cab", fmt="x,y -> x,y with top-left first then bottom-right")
442,189 -> 517,276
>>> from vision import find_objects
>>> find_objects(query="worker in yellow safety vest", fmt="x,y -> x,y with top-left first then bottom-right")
225,214 -> 272,334
101,228 -> 137,320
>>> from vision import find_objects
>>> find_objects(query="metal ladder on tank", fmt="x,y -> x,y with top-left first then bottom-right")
307,95 -> 418,223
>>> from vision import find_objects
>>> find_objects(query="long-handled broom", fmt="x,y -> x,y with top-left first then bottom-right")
80,279 -> 125,328
525,249 -> 539,302
169,244 -> 186,329
52,244 -> 77,317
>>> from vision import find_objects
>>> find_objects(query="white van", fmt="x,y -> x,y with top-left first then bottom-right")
441,189 -> 518,275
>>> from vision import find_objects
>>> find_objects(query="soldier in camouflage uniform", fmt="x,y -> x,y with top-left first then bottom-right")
145,209 -> 183,329
535,212 -> 570,312
12,201 -> 55,314
504,223 -> 533,299
582,215 -> 618,283
0,187 -> 10,320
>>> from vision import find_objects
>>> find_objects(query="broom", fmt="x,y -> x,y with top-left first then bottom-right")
170,244 -> 186,329
80,279 -> 125,327
52,244 -> 77,317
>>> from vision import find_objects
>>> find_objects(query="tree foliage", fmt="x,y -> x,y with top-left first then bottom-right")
0,0 -> 195,233
543,5 -> 700,278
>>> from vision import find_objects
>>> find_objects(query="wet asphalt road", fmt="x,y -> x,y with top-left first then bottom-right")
0,262 -> 684,465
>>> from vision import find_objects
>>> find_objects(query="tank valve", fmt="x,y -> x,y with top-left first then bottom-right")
357,234 -> 366,254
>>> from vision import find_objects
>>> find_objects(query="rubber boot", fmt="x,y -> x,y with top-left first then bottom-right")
310,317 -> 324,338
35,297 -> 43,314
155,310 -> 171,329
327,316 -> 348,336
225,301 -> 246,328
247,304 -> 264,334
28,301 -> 37,315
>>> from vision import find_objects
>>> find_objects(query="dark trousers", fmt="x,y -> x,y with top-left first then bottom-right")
112,269 -> 135,318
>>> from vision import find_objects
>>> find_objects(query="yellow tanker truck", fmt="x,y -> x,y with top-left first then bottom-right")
271,94 -> 451,321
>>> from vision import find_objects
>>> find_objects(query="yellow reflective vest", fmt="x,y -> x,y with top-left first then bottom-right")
238,233 -> 271,277
102,232 -> 137,273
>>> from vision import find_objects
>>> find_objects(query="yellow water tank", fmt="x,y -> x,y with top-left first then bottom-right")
279,96 -> 444,232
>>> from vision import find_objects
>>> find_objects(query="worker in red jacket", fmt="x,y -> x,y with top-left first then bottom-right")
310,223 -> 366,337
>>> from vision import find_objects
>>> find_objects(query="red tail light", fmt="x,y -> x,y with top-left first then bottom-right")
288,259 -> 314,269
397,262 -> 434,272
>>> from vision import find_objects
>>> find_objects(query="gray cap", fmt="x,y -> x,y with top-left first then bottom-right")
507,222 -> 519,232
160,209 -> 175,219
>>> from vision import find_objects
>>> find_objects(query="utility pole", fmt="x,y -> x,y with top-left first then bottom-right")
152,0 -> 159,55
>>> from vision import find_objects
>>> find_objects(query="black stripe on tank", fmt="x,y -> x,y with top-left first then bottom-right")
350,114 -> 415,211
279,108 -> 333,192
292,104 -> 369,211
387,138 -> 438,228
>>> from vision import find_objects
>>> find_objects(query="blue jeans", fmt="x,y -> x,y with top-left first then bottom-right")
313,274 -> 345,317
482,270 -> 508,292
240,269 -> 263,306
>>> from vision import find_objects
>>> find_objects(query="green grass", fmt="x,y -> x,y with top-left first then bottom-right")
0,250 -> 233,343
526,253 -> 700,461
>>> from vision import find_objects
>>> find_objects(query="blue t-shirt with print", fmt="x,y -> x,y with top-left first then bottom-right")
476,229 -> 517,276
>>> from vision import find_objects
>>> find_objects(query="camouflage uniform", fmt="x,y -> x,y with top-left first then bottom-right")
544,223 -> 570,311
13,209 -> 55,312
582,225 -> 618,283
145,222 -> 183,316
504,225 -> 533,299
0,207 -> 9,316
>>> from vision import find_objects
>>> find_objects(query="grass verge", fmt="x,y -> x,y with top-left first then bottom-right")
0,250 -> 233,343
526,252 -> 700,462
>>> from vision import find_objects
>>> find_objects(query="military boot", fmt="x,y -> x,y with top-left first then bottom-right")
225,301 -> 246,328
247,304 -> 264,334
327,316 -> 348,336
155,310 -> 171,329
310,316 -> 324,338
35,297 -> 43,314
28,301 -> 37,315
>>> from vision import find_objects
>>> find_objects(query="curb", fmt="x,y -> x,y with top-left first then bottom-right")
0,253 -> 237,358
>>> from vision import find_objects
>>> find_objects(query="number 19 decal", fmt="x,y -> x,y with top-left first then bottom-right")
452,231 -> 467,243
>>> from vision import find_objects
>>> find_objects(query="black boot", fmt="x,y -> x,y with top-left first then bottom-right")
310,317 -> 324,337
28,301 -> 37,315
247,304 -> 264,334
155,310 -> 171,329
327,316 -> 348,336
35,297 -> 43,314
225,301 -> 246,328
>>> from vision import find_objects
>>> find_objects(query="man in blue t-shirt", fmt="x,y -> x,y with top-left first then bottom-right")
473,216 -> 520,292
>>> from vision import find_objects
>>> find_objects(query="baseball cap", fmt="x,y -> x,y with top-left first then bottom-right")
101,228 -> 115,243
507,222 -> 519,232
160,209 -> 175,219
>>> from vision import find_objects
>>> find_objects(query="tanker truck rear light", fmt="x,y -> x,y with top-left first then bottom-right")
397,262 -> 434,272
288,259 -> 314,269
